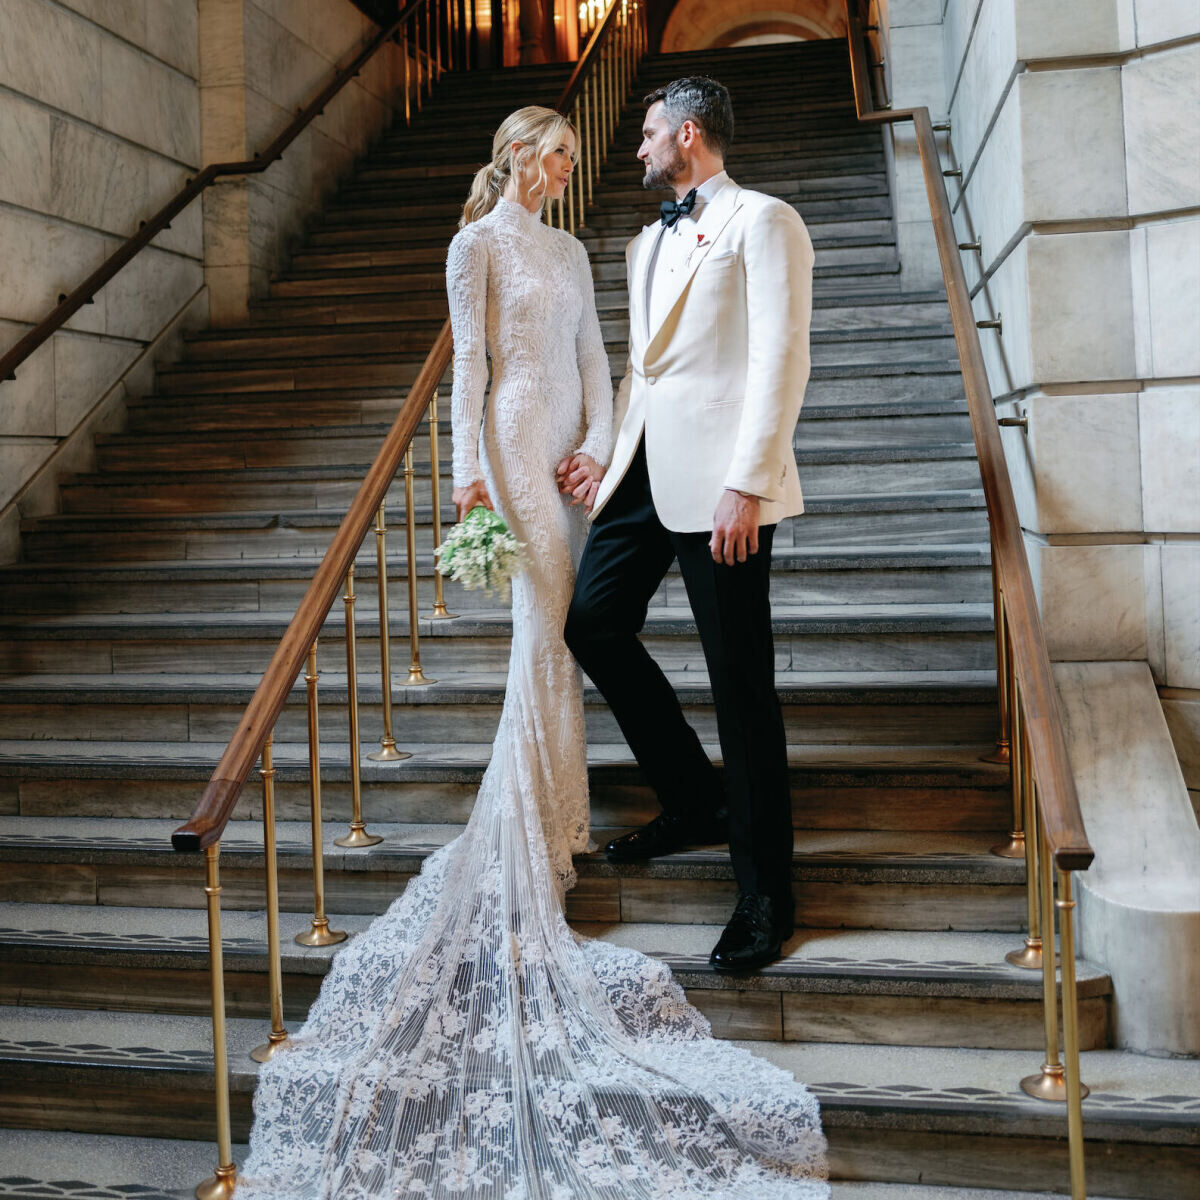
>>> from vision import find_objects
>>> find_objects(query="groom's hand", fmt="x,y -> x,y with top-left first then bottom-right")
711,490 -> 761,565
556,454 -> 605,511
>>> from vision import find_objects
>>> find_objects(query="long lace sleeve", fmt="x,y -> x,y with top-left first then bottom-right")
446,227 -> 489,486
571,241 -> 613,467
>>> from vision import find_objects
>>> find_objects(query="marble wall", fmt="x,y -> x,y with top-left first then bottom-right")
0,0 -> 406,559
0,0 -> 206,557
200,0 -> 405,323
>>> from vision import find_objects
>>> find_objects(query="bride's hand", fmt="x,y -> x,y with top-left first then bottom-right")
453,480 -> 493,521
557,454 -> 605,511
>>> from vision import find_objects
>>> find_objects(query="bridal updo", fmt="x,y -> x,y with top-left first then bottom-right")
459,105 -> 577,228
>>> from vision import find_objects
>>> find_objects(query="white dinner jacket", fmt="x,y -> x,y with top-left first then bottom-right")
590,178 -> 815,533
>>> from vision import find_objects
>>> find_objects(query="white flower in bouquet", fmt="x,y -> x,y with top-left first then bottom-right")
435,506 -> 526,600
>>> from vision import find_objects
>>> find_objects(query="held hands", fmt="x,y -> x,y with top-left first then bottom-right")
453,480 -> 494,522
555,453 -> 606,513
710,489 -> 761,564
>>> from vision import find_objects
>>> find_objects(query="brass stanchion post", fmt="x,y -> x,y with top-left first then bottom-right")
402,23 -> 411,126
1005,697 -> 1044,970
250,732 -> 289,1062
989,595 -> 1023,859
426,391 -> 457,620
1058,868 -> 1090,1199
367,500 -> 414,761
296,642 -> 347,947
336,566 -> 383,848
195,844 -> 237,1200
399,444 -> 436,686
573,97 -> 585,227
584,79 -> 595,204
983,556 -> 1012,766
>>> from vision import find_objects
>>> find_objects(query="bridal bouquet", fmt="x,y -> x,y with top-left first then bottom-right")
435,505 -> 526,600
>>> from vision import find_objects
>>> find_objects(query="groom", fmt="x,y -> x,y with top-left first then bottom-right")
561,77 -> 814,972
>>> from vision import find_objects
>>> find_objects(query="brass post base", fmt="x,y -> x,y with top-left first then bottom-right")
367,737 -> 412,762
991,831 -> 1026,859
295,917 -> 347,947
1005,938 -> 1046,970
1021,1063 -> 1090,1103
335,822 -> 383,849
981,739 -> 1011,765
195,1165 -> 237,1200
399,667 -> 436,687
250,1031 -> 289,1063
426,603 -> 458,620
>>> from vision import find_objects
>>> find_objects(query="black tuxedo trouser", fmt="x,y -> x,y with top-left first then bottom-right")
565,440 -> 793,910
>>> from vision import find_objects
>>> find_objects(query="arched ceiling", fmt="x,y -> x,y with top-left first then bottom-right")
659,0 -> 846,53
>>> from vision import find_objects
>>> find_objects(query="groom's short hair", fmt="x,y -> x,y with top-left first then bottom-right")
643,77 -> 734,158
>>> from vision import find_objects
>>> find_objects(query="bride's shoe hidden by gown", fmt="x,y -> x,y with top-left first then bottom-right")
234,196 -> 829,1198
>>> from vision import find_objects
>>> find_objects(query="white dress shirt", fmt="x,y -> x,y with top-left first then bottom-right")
645,169 -> 731,336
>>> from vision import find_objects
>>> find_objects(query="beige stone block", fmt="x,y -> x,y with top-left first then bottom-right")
0,0 -> 103,124
1133,0 -> 1200,47
1014,0 -> 1131,57
1144,541 -> 1166,683
1162,695 -> 1200,789
1123,43 -> 1200,215
889,23 -> 947,113
0,323 -> 56,438
1129,224 -> 1154,378
202,179 -> 251,268
1140,386 -> 1200,532
1033,541 -> 1149,660
0,437 -> 56,509
204,263 -> 253,324
942,0 -> 983,94
201,83 -> 249,162
101,34 -> 202,163
1021,67 -> 1127,221
1026,230 -> 1136,383
50,117 -> 149,234
1024,392 -> 1143,534
0,94 -> 52,211
1144,218 -> 1200,378
1162,545 -> 1200,688
101,243 -> 204,341
199,0 -> 246,88
0,209 -> 108,333
145,0 -> 200,77
52,333 -> 138,434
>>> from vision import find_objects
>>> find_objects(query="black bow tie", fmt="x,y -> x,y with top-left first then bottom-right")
659,188 -> 698,228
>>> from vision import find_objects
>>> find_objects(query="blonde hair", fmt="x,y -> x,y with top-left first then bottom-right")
460,106 -> 577,228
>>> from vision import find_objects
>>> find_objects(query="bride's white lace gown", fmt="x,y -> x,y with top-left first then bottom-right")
236,195 -> 828,1198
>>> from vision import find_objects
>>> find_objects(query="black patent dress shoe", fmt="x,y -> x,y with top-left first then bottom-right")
709,892 -> 793,973
604,810 -> 728,862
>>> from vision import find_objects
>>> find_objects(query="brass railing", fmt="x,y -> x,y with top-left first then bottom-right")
0,0 -> 463,390
169,3 -> 646,1195
843,4 -> 1093,1197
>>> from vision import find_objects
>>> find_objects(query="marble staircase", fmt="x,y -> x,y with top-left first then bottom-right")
0,39 -> 1196,1199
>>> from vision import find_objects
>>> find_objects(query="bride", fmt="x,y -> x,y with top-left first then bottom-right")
235,106 -> 828,1199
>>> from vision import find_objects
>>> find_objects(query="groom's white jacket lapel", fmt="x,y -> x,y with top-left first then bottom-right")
591,176 -> 815,534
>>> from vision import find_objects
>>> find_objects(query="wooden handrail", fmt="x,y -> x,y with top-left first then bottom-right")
560,0 -> 630,110
0,0 -> 431,388
843,3 -> 1091,872
173,1 -> 638,853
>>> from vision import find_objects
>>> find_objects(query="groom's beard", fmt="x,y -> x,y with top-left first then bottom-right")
642,142 -> 687,191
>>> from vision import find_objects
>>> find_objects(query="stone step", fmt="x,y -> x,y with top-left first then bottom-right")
57,448 -> 981,515
0,735 -> 1007,830
19,491 -> 990,562
0,544 -> 992,616
0,1132 -> 1140,1200
0,659 -> 999,745
0,902 -> 1111,1051
0,601 -> 995,676
0,819 -> 1026,929
1,1009 -> 1193,1197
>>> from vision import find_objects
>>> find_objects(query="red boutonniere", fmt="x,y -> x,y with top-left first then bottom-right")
697,234 -> 707,244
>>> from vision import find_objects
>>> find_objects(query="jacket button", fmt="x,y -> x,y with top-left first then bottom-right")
647,375 -> 657,385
